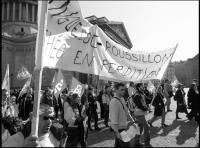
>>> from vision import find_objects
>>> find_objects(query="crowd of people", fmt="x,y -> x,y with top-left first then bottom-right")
1,78 -> 199,147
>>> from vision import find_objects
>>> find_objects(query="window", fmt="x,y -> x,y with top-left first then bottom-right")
15,2 -> 19,21
4,3 -> 7,21
9,2 -> 13,21
28,4 -> 32,21
34,5 -> 37,22
22,3 -> 26,21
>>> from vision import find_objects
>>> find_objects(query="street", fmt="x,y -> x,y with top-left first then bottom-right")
87,88 -> 199,147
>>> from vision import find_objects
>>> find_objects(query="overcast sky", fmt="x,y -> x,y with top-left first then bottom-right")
79,1 -> 199,62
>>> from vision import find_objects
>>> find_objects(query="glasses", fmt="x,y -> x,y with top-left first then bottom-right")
43,116 -> 55,121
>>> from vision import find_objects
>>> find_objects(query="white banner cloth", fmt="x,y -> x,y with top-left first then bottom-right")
38,1 -> 177,82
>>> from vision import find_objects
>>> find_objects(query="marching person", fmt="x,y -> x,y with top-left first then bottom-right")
109,82 -> 136,147
174,83 -> 188,119
128,82 -> 136,97
163,79 -> 173,112
148,86 -> 169,127
18,87 -> 34,120
87,86 -> 100,131
187,82 -> 199,123
102,85 -> 112,127
63,93 -> 87,147
131,83 -> 152,147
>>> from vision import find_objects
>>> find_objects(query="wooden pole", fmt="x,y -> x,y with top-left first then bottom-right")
31,1 -> 48,137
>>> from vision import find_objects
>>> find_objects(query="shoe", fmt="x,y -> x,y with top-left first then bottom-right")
135,142 -> 144,147
95,127 -> 101,131
176,116 -> 181,119
167,109 -> 172,112
148,121 -> 154,127
161,123 -> 169,127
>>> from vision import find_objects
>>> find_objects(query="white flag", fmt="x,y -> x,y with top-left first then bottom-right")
18,75 -> 32,98
147,81 -> 156,93
17,66 -> 31,80
2,64 -> 10,96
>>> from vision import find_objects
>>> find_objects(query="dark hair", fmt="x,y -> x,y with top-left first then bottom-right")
88,85 -> 93,91
135,83 -> 143,90
105,84 -> 110,90
114,83 -> 125,90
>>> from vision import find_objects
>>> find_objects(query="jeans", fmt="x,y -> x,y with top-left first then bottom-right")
135,115 -> 150,145
88,108 -> 99,128
165,96 -> 171,110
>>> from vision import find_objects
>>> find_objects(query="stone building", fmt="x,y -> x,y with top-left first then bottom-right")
163,62 -> 175,82
1,1 -> 133,89
173,54 -> 199,87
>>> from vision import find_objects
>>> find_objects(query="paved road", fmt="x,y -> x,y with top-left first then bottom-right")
87,88 -> 199,147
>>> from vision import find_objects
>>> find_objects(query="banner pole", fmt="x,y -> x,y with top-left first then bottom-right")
31,1 -> 48,137
149,44 -> 178,109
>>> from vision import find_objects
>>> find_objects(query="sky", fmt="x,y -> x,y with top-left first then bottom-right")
79,1 -> 199,62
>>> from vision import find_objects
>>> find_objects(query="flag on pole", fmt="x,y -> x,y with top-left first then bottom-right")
17,66 -> 31,80
52,69 -> 66,99
2,64 -> 10,96
18,75 -> 32,98
171,75 -> 179,89
69,76 -> 85,97
147,81 -> 156,94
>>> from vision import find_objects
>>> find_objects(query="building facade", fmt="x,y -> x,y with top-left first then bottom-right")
173,54 -> 199,87
2,0 -> 133,89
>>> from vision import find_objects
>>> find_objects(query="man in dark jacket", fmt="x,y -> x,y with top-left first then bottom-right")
132,83 -> 152,147
87,86 -> 100,131
187,83 -> 199,123
18,87 -> 34,120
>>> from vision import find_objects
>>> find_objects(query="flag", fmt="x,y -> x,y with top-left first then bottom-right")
69,76 -> 85,97
52,69 -> 66,99
17,66 -> 31,80
18,75 -> 32,98
2,64 -> 10,96
147,81 -> 156,94
171,75 -> 179,88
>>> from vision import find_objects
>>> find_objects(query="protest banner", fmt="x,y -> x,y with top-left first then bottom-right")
2,64 -> 10,96
17,66 -> 31,80
40,0 -> 177,83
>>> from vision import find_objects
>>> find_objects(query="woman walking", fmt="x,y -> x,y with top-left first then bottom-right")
148,86 -> 169,127
174,84 -> 188,119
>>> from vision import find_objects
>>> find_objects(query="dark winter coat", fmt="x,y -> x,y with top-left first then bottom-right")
152,93 -> 165,116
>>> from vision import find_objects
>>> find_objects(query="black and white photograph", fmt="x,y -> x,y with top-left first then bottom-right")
2,0 -> 199,147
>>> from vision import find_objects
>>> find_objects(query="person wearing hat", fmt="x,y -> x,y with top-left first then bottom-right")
174,83 -> 188,119
2,92 -> 65,147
